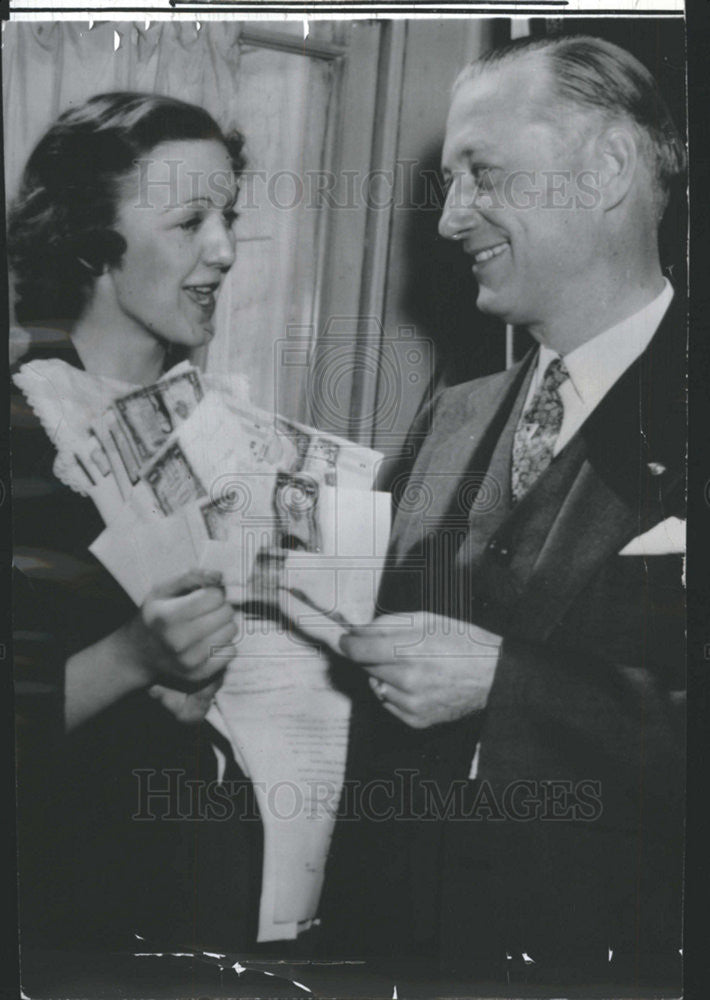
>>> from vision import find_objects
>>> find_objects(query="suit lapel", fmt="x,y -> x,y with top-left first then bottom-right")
484,292 -> 686,643
390,355 -> 535,565
505,447 -> 642,641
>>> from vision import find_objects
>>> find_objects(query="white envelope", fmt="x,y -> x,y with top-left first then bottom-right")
618,516 -> 685,556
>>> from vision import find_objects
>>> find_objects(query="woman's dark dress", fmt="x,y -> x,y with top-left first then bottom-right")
12,328 -> 262,952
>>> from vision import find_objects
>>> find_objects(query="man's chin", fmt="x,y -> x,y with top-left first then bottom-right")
475,286 -> 512,322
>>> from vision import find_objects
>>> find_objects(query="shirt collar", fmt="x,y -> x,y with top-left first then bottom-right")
536,278 -> 674,406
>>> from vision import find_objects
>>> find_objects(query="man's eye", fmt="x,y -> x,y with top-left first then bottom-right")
222,209 -> 239,228
179,214 -> 202,232
471,166 -> 495,190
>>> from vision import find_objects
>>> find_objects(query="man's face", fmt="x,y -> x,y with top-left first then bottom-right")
439,58 -> 601,330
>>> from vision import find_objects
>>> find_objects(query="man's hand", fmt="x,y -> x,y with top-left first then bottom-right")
340,612 -> 502,729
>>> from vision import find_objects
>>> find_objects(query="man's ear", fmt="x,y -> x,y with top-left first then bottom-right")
596,125 -> 639,211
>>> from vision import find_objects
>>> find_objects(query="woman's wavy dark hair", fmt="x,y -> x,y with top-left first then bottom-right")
8,91 -> 246,327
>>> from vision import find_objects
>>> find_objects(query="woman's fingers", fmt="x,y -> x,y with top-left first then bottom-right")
164,602 -> 236,654
148,569 -> 223,601
148,675 -> 224,722
139,566 -> 243,682
178,619 -> 240,674
144,585 -> 226,631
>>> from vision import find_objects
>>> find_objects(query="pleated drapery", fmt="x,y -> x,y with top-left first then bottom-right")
4,21 -> 334,417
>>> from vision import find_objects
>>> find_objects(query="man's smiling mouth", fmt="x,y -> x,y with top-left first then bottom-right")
471,241 -> 509,265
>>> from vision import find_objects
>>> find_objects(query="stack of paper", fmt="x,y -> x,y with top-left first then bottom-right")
14,356 -> 392,941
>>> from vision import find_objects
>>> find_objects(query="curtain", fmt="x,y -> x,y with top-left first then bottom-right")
3,22 -> 243,204
4,21 -> 333,419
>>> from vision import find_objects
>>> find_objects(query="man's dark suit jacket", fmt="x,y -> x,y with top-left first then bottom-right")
319,292 -> 686,987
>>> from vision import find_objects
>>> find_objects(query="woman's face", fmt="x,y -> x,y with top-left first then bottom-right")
108,139 -> 238,349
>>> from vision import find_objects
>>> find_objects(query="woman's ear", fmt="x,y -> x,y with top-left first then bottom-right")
72,228 -> 126,276
596,125 -> 639,211
76,255 -> 105,278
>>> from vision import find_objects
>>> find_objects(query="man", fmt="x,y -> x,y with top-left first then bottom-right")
319,34 -> 686,988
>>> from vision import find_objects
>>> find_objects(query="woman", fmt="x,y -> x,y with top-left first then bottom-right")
10,93 -> 262,951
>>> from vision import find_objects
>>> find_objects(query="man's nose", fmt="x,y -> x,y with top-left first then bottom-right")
438,175 -> 480,240
202,216 -> 236,270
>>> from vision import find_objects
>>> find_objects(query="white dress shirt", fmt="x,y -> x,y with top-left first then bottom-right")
521,279 -> 674,455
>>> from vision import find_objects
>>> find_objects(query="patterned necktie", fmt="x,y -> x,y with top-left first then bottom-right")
511,356 -> 570,502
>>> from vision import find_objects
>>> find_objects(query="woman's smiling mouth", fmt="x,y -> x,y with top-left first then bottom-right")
183,282 -> 219,311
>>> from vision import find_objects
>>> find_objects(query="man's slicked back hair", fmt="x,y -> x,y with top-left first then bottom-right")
453,34 -> 686,218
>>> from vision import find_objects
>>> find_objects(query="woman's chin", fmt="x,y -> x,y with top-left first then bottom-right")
196,317 -> 217,344
163,322 -> 215,350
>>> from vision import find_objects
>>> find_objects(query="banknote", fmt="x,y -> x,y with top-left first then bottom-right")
108,412 -> 141,486
88,413 -> 138,500
248,547 -> 288,597
201,499 -> 233,541
145,442 -> 206,516
114,369 -> 203,462
274,416 -> 381,490
198,497 -> 260,543
274,416 -> 311,472
301,436 -> 339,486
272,472 -> 322,553
87,432 -> 112,478
159,370 -> 204,421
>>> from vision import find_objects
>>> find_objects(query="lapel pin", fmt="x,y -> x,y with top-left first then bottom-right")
647,462 -> 666,477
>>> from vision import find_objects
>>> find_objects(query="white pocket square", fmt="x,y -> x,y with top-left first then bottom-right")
618,517 -> 685,556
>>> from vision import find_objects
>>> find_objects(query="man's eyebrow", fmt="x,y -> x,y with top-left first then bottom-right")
441,141 -> 494,174
459,141 -> 494,160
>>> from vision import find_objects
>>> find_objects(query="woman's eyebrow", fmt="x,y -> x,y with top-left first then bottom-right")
162,194 -> 238,213
161,196 -> 210,213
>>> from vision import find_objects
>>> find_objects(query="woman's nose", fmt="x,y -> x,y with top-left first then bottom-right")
202,216 -> 236,270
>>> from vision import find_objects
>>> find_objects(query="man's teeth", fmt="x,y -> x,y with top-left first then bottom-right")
474,242 -> 508,264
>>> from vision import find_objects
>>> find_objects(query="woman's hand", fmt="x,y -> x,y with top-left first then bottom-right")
147,677 -> 224,724
131,569 -> 239,686
65,569 -> 239,731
